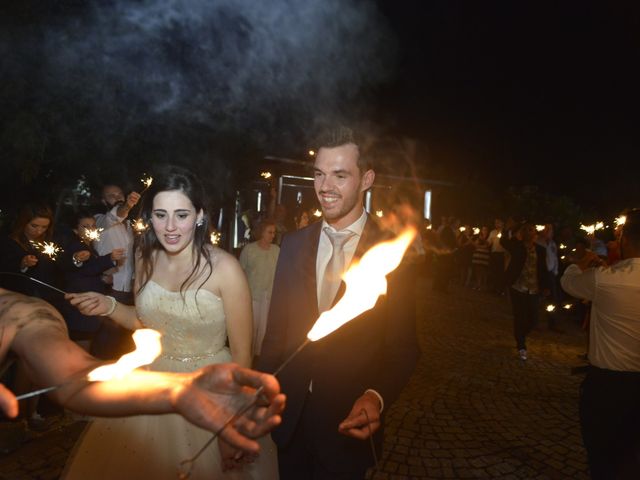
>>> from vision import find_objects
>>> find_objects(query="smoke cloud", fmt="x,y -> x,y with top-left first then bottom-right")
41,0 -> 396,146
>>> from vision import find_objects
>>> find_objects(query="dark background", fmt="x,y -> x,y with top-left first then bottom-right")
1,0 -> 638,225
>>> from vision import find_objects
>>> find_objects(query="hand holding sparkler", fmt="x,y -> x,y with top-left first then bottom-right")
20,255 -> 38,269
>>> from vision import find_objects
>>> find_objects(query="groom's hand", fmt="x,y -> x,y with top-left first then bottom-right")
172,364 -> 285,454
338,391 -> 381,440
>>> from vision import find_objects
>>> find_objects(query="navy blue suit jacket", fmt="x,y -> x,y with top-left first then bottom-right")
258,217 -> 419,472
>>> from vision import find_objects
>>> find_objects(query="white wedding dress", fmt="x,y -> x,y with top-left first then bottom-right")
62,280 -> 278,480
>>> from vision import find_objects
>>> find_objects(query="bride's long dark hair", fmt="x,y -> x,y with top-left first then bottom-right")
135,165 -> 213,296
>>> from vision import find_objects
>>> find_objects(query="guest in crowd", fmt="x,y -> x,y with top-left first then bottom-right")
0,203 -> 60,429
561,208 -> 640,480
456,225 -> 474,287
432,216 -> 457,293
500,221 -> 550,361
471,226 -> 491,291
0,203 -> 59,303
294,209 -> 310,230
92,183 -> 140,358
239,218 -> 280,359
59,210 -> 125,357
488,218 -> 507,295
536,223 -> 563,332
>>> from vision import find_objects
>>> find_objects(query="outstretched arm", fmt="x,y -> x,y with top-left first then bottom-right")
1,289 -> 284,453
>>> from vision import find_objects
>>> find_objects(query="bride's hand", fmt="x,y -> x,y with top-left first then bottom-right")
65,292 -> 111,316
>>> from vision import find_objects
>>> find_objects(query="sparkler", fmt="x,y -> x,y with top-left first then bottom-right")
82,227 -> 103,242
140,175 -> 154,194
260,171 -> 272,179
375,210 -> 384,218
0,273 -> 68,295
313,209 -> 322,218
178,227 -> 417,478
535,225 -> 545,232
545,304 -> 556,313
473,227 -> 480,235
210,231 -> 221,245
615,215 -> 627,227
459,226 -> 466,232
563,303 -> 572,310
131,218 -> 149,235
29,241 -> 63,261
15,329 -> 161,401
580,222 -> 604,236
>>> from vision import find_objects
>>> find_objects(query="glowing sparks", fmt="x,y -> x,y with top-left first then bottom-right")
131,218 -> 149,235
536,225 -> 545,232
87,329 -> 162,382
615,215 -> 627,227
459,226 -> 466,232
83,227 -> 103,242
426,225 -> 433,230
307,227 -> 416,342
29,241 -> 63,260
559,243 -> 567,250
210,231 -> 221,245
563,303 -> 572,310
580,222 -> 604,235
313,209 -> 322,218
260,171 -> 272,179
375,210 -> 384,218
140,175 -> 153,192
497,232 -> 502,239
308,150 -> 315,156
473,227 -> 480,235
545,304 -> 556,312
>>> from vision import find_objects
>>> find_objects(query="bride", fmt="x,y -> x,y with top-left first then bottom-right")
63,166 -> 278,479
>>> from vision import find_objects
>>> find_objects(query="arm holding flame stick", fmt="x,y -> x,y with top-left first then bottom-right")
0,288 -> 284,453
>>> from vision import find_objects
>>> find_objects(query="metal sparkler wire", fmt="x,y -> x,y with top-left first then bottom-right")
177,338 -> 312,479
0,272 -> 68,295
361,408 -> 379,467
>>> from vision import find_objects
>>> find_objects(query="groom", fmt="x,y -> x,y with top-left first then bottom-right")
258,127 -> 419,479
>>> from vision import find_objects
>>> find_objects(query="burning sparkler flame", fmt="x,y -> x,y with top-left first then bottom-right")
545,304 -> 556,312
375,210 -> 384,218
87,329 -> 162,382
615,215 -> 627,227
131,218 -> 149,234
535,225 -> 545,232
307,227 -> 416,342
83,227 -> 103,242
30,241 -> 63,260
260,171 -> 272,179
210,231 -> 221,245
580,222 -> 604,236
473,227 -> 480,235
313,209 -> 322,218
141,175 -> 153,190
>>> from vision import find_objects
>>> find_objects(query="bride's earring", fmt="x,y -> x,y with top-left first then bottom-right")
196,219 -> 204,227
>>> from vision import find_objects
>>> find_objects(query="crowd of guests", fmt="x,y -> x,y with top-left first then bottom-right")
1,152 -> 637,477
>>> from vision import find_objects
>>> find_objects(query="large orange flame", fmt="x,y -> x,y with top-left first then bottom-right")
307,226 -> 417,342
87,329 -> 162,381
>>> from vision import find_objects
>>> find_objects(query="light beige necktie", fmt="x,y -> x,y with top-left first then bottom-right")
318,228 -> 355,312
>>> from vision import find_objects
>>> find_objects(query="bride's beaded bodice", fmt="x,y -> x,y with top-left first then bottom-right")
136,280 -> 230,370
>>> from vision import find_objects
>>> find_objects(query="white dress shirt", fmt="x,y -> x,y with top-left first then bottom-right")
94,206 -> 135,292
561,259 -> 640,371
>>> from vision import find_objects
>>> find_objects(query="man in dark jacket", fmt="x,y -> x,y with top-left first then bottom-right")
500,221 -> 551,360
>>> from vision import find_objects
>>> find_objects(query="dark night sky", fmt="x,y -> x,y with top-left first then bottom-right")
1,1 -> 639,217
375,1 -> 640,210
